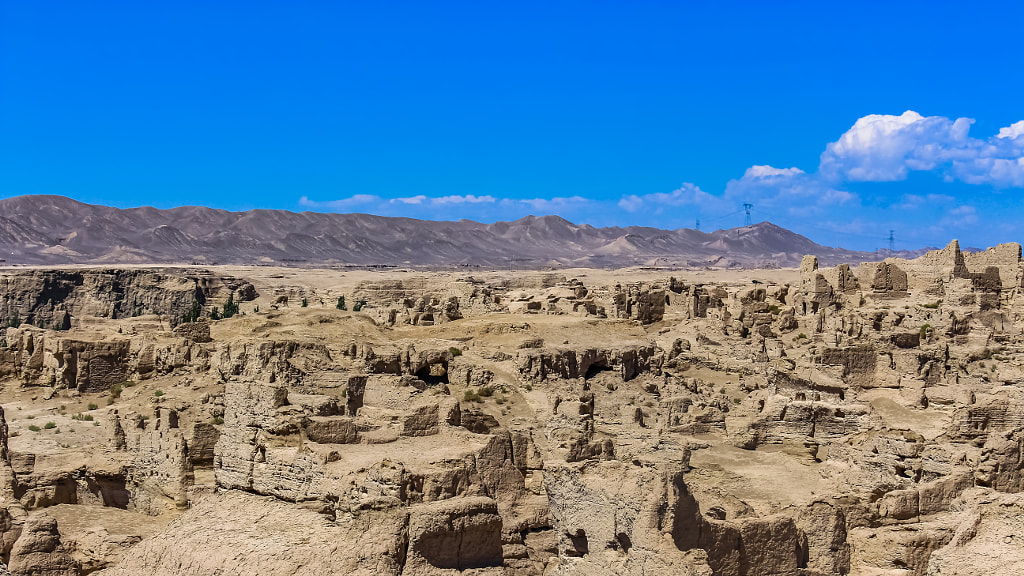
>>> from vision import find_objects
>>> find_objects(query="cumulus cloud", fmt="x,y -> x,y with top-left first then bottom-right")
742,165 -> 806,179
997,121 -> 1024,140
818,110 -> 1024,188
723,164 -> 856,218
617,183 -> 728,214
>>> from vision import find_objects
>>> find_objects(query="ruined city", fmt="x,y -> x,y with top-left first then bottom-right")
0,238 -> 1018,575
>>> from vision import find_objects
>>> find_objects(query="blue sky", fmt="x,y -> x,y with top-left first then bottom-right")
2,1 -> 1023,251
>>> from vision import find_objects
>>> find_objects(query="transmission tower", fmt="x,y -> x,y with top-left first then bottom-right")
695,218 -> 700,231
743,203 -> 753,226
888,230 -> 895,253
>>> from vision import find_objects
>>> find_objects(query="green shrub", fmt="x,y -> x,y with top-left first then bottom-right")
87,403 -> 99,410
27,425 -> 40,432
478,386 -> 495,397
181,300 -> 202,324
448,347 -> 462,357
767,304 -> 781,315
153,390 -> 164,397
336,296 -> 347,310
463,389 -> 482,403
26,415 -> 34,420
212,416 -> 224,425
44,422 -> 56,430
109,383 -> 123,399
301,298 -> 308,308
920,324 -> 932,340
353,298 -> 367,312
222,292 -> 240,318
606,382 -> 616,391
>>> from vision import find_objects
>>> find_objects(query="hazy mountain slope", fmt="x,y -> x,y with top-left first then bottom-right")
0,195 -> 905,268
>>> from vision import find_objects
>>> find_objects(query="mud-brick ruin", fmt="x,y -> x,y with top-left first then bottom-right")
0,240 -> 1022,575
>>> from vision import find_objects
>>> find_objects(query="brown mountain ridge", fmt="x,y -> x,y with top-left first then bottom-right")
0,194 -> 919,268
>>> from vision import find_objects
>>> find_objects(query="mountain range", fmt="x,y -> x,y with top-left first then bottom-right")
0,195 -> 925,268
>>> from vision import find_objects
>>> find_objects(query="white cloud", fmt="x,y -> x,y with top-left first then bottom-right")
997,121 -> 1024,140
392,195 -> 427,205
432,194 -> 496,205
818,110 -> 1024,188
515,196 -> 590,212
618,183 -> 728,214
298,194 -> 382,210
742,165 -> 805,179
724,165 -> 857,218
819,111 -> 976,182
937,205 -> 979,229
299,193 -> 593,223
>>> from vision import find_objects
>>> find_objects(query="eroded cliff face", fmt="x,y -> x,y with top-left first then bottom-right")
0,246 -> 1022,575
0,269 -> 256,331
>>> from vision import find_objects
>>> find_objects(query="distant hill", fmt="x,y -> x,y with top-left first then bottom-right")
0,195 -> 920,268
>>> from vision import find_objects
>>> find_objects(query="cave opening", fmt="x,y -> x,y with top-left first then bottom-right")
415,361 -> 449,386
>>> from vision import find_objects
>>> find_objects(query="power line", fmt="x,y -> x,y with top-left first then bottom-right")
743,203 -> 753,226
888,230 -> 895,253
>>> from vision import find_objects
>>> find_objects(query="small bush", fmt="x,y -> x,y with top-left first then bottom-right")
212,416 -> 224,425
87,403 -> 99,410
720,387 -> 727,395
222,292 -> 240,318
27,425 -> 40,432
44,422 -> 56,429
920,324 -> 932,340
463,389 -> 482,403
767,304 -> 781,315
153,390 -> 164,397
922,300 -> 943,309
26,415 -> 34,420
301,298 -> 308,308
448,347 -> 462,357
336,296 -> 347,310
524,384 -> 532,392
181,300 -> 202,324
606,382 -> 616,391
478,386 -> 495,397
